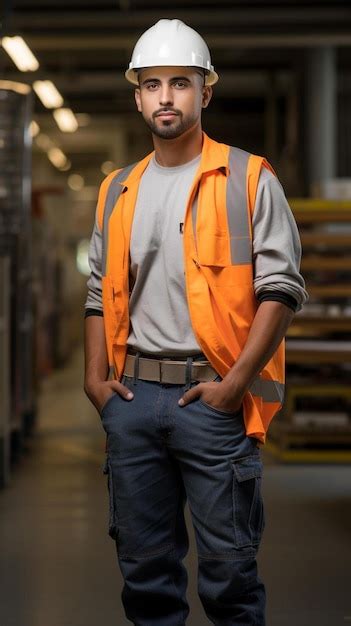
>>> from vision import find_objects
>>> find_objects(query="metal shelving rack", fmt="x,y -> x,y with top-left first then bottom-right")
0,257 -> 10,487
267,199 -> 351,463
0,81 -> 34,483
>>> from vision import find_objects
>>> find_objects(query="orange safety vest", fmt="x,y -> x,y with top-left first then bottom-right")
95,132 -> 285,444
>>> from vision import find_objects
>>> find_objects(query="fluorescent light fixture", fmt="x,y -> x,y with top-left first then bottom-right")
59,159 -> 71,172
68,174 -> 84,191
1,36 -> 39,72
48,147 -> 68,169
30,121 -> 40,137
33,80 -> 64,108
101,161 -> 115,175
53,108 -> 78,133
0,79 -> 31,95
33,131 -> 70,171
35,133 -> 54,151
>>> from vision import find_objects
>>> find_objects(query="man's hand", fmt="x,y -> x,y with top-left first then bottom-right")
84,316 -> 134,414
85,379 -> 134,414
178,302 -> 295,415
178,380 -> 244,413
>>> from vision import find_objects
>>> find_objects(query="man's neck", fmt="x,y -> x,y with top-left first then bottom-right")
153,125 -> 203,167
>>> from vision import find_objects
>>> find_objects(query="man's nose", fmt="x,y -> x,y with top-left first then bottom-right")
159,84 -> 173,106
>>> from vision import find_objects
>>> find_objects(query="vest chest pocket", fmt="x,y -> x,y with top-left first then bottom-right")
196,232 -> 231,268
231,453 -> 265,549
196,232 -> 253,286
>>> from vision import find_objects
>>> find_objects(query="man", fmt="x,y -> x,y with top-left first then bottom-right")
84,18 -> 308,626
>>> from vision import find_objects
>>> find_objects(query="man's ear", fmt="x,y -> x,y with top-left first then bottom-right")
135,88 -> 142,112
202,85 -> 212,109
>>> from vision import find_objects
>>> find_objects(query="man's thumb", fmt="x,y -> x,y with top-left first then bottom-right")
110,380 -> 134,400
178,384 -> 201,407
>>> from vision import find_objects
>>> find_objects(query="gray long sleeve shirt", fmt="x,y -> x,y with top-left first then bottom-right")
85,156 -> 308,355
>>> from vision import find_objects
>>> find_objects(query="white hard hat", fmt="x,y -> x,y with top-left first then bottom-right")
125,19 -> 219,86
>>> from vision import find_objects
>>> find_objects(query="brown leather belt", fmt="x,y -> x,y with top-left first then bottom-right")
123,353 -> 217,384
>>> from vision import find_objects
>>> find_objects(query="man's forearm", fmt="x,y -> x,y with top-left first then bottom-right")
84,315 -> 109,393
223,300 -> 294,395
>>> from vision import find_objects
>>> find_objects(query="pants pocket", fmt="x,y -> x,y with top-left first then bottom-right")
100,392 -> 118,416
231,453 -> 265,549
195,375 -> 243,417
198,397 -> 243,416
100,375 -> 128,419
102,456 -> 118,540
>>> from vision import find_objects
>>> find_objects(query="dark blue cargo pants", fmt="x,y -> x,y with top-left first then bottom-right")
101,369 -> 266,626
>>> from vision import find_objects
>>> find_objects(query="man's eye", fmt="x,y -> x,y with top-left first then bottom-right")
174,81 -> 186,88
147,83 -> 158,90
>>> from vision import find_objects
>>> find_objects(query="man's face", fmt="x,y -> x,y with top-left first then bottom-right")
134,66 -> 212,140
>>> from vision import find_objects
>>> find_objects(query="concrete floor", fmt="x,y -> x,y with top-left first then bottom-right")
0,349 -> 350,626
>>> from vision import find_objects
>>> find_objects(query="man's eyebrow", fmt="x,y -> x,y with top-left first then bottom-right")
141,76 -> 192,86
169,76 -> 191,82
141,78 -> 161,85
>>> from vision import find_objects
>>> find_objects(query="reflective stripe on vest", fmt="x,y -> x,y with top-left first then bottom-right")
101,163 -> 137,276
250,377 -> 285,404
227,147 -> 252,265
191,146 -> 252,266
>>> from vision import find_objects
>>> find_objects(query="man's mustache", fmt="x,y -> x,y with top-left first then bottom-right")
153,108 -> 181,118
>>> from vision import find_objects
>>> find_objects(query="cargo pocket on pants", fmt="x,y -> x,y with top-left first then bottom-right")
102,456 -> 118,540
231,453 -> 265,549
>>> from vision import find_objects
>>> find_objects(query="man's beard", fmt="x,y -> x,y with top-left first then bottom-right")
144,110 -> 197,140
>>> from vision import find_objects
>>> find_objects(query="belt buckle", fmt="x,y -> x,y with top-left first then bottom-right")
159,359 -> 187,385
159,359 -> 173,384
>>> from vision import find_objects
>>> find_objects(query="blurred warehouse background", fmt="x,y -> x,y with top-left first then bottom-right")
0,2 -> 351,626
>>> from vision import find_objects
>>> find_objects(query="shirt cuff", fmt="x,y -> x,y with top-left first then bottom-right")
256,290 -> 298,312
85,308 -> 104,318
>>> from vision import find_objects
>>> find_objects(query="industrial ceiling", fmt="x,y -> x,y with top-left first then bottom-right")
1,1 -> 351,182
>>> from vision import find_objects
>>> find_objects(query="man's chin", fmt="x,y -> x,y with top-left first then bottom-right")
152,126 -> 184,140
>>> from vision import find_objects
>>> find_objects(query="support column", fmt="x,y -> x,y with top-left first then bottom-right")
264,73 -> 278,166
305,47 -> 337,194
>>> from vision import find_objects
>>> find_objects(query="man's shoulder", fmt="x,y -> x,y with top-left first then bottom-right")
258,165 -> 276,185
222,142 -> 274,180
227,143 -> 252,157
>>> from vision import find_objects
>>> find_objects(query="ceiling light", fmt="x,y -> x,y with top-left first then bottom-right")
30,120 -> 40,137
1,36 -> 39,72
35,133 -> 54,151
101,161 -> 115,175
59,159 -> 71,172
0,79 -> 31,95
33,80 -> 64,109
48,147 -> 68,169
68,174 -> 84,191
53,108 -> 78,133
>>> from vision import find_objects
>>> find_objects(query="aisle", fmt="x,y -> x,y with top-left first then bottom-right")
0,349 -> 350,626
